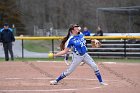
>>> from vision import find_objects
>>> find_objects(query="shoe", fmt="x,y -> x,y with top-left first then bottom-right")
50,80 -> 58,85
100,82 -> 108,86
79,62 -> 85,66
5,59 -> 9,61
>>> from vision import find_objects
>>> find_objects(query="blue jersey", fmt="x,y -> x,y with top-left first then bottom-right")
65,33 -> 87,55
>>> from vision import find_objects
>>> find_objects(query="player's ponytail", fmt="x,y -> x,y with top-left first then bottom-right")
60,28 -> 71,50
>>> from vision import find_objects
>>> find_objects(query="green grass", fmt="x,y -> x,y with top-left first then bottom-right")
24,40 -> 61,53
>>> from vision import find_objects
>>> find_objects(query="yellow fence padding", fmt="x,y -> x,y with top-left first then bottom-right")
15,36 -> 140,40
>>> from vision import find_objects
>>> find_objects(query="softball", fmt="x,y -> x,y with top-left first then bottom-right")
48,53 -> 54,58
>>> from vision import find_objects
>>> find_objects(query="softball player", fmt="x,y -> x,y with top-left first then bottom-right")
50,24 -> 107,85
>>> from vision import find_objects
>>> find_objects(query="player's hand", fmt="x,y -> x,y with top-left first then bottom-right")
48,53 -> 54,58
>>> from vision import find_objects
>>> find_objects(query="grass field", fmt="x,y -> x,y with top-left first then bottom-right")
24,40 -> 61,53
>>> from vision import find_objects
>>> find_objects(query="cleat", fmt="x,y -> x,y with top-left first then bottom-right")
79,62 -> 85,66
100,82 -> 108,86
50,80 -> 58,85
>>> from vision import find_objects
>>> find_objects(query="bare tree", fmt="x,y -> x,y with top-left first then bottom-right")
2,0 -> 139,35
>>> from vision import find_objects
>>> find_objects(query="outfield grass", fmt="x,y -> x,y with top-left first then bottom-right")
24,40 -> 61,53
0,57 -> 140,63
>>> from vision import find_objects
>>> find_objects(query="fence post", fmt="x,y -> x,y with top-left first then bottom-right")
123,39 -> 126,58
21,39 -> 24,59
51,39 -> 54,54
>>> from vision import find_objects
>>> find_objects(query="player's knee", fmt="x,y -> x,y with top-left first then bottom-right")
65,72 -> 71,76
64,70 -> 72,76
95,70 -> 100,75
91,64 -> 99,71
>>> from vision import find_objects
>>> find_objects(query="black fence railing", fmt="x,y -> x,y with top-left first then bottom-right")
87,39 -> 140,58
15,36 -> 140,58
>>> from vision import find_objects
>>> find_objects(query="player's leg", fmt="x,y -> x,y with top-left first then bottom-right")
50,53 -> 82,85
3,43 -> 9,61
83,53 -> 107,85
8,42 -> 14,61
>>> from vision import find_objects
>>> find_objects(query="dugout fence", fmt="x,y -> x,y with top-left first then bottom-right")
15,35 -> 140,59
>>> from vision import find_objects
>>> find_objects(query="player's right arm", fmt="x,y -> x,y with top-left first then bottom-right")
54,48 -> 70,57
